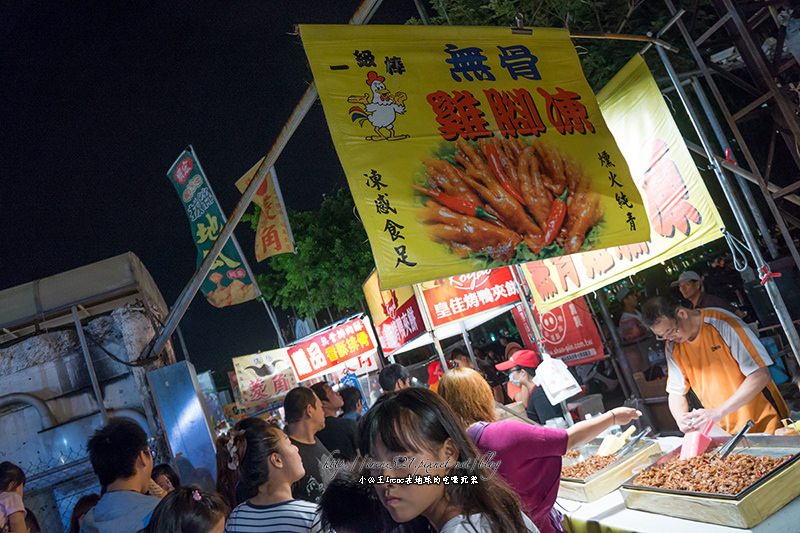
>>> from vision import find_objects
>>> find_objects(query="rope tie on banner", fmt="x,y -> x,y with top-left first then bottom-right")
721,229 -> 782,286
721,229 -> 749,273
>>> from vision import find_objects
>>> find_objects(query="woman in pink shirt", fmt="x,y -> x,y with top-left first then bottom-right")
439,369 -> 640,533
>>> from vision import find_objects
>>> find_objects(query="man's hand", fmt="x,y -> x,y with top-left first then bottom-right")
680,408 -> 721,433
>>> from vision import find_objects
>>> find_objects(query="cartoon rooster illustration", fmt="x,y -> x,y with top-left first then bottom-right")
348,71 -> 409,141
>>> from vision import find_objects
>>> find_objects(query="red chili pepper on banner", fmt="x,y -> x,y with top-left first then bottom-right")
483,143 -> 527,206
543,189 -> 569,246
412,184 -> 497,221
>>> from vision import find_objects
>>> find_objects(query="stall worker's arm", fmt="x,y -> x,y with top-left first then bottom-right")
668,393 -> 693,433
684,367 -> 771,431
566,407 -> 641,449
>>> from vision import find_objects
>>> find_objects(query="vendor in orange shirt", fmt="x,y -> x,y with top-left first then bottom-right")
641,295 -> 788,435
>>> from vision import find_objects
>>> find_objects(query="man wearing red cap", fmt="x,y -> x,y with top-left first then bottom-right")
496,350 -> 562,424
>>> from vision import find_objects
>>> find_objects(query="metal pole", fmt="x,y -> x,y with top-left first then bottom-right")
511,266 -> 573,427
663,0 -> 800,276
594,293 -> 640,398
72,306 -> 108,423
690,78 -> 779,259
656,44 -> 800,365
511,265 -> 547,357
683,141 -> 800,209
175,324 -> 191,362
142,0 -> 383,361
260,299 -> 286,348
411,284 -> 449,373
459,321 -> 478,369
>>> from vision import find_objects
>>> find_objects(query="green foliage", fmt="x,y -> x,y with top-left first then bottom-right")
245,187 -> 374,320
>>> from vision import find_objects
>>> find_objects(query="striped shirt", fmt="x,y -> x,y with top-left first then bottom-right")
225,499 -> 321,533
665,308 -> 789,434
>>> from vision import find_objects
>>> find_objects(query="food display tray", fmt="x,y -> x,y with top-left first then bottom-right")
558,437 -> 662,502
619,435 -> 800,528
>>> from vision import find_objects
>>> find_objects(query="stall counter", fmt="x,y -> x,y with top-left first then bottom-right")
557,437 -> 800,533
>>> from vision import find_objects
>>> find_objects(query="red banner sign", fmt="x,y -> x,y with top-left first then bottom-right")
421,267 -> 520,327
363,270 -> 425,355
536,297 -> 603,366
287,317 -> 376,382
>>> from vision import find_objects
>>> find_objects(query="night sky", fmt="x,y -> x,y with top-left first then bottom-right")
0,1 -> 419,376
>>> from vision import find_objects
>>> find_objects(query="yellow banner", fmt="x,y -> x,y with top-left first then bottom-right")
300,25 -> 649,289
236,161 -> 295,261
522,55 -> 725,310
232,348 -> 298,407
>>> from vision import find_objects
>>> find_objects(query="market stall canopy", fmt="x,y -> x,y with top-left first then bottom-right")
0,252 -> 168,343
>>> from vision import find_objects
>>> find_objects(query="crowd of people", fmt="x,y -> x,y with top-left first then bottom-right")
4,261 -> 793,533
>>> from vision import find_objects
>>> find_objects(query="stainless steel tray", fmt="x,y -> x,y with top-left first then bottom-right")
620,434 -> 800,500
561,436 -> 659,483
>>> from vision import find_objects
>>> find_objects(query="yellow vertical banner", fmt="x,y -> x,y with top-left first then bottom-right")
300,25 -> 649,289
236,161 -> 295,261
521,55 -> 725,310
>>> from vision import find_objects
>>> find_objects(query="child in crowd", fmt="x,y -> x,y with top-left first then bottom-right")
68,494 -> 101,533
224,418 -> 321,533
358,388 -> 538,532
0,461 -> 26,533
438,368 -> 640,533
141,486 -> 229,533
152,464 -> 181,494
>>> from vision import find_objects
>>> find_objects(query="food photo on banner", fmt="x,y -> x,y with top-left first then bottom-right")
521,55 -> 725,310
167,146 -> 260,307
300,25 -> 650,289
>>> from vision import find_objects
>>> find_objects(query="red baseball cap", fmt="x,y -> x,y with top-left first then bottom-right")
495,349 -> 540,371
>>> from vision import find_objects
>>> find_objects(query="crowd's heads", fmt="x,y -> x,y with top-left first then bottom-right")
67,493 -> 101,533
283,386 -> 324,428
230,418 -> 305,491
340,386 -> 363,415
0,461 -> 25,493
152,463 -> 181,494
310,381 -> 344,413
379,363 -> 411,392
319,470 -> 385,533
449,348 -> 473,369
357,388 -> 527,531
142,486 -> 229,533
641,295 -> 681,328
438,368 -> 497,426
87,417 -> 151,490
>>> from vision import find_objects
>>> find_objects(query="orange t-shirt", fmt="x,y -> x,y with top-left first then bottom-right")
665,308 -> 788,434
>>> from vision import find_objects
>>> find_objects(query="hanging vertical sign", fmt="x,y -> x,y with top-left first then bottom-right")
235,160 -> 296,261
300,25 -> 649,290
363,270 -> 425,354
167,147 -> 259,307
